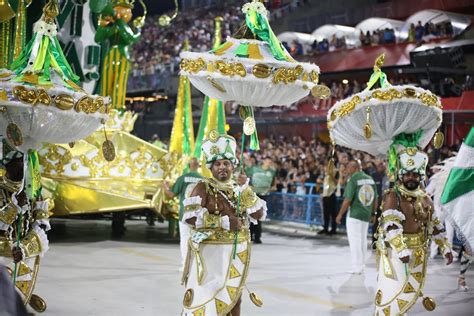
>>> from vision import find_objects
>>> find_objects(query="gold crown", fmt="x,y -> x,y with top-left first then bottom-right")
112,0 -> 135,8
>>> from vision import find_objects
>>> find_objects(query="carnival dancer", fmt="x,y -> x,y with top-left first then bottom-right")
374,140 -> 453,315
326,54 -> 455,315
180,131 -> 266,316
0,142 -> 50,313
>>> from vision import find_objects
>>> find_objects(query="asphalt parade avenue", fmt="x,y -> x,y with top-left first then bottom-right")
35,219 -> 473,316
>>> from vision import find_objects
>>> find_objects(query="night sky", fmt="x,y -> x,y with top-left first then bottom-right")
139,0 -> 179,16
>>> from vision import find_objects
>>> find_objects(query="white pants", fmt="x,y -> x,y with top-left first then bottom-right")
346,216 -> 369,272
179,222 -> 191,267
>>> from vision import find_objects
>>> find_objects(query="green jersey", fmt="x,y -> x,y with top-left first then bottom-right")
343,171 -> 377,222
172,171 -> 202,220
248,166 -> 276,195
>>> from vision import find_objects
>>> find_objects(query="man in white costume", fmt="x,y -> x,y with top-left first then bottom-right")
375,143 -> 453,315
180,131 -> 266,316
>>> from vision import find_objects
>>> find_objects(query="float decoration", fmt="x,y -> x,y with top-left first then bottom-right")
0,0 -> 109,152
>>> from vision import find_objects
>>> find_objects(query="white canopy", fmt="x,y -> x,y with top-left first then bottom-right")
400,9 -> 472,39
311,24 -> 359,47
277,32 -> 316,46
355,17 -> 404,39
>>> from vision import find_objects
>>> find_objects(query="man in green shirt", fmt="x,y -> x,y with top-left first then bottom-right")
336,160 -> 378,274
164,157 -> 202,270
247,157 -> 276,243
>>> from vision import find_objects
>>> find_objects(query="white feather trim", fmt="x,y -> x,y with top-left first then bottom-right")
34,200 -> 49,212
442,247 -> 452,256
221,215 -> 230,231
233,178 -> 250,194
427,156 -> 456,219
382,209 -> 406,221
397,249 -> 412,259
0,221 -> 9,231
183,196 -> 202,207
33,226 -> 49,257
182,208 -> 208,228
383,220 -> 403,231
33,219 -> 51,232
385,228 -> 403,241
433,231 -> 447,240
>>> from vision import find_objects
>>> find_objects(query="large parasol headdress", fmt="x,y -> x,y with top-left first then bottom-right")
327,54 -> 444,180
0,0 -> 110,152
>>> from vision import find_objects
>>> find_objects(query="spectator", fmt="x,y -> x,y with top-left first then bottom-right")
247,156 -> 277,243
336,160 -> 378,274
415,21 -> 424,42
408,23 -> 416,42
362,31 -> 371,46
319,164 -> 338,235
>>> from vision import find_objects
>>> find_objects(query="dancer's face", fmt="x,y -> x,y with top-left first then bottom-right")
211,159 -> 233,181
401,172 -> 421,190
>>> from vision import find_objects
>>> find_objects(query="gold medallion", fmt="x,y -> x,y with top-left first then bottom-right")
243,117 -> 256,136
406,147 -> 418,156
252,64 -> 271,78
208,129 -> 219,142
311,85 -> 331,99
6,122 -> 23,147
183,288 -> 194,307
102,140 -> 116,162
249,292 -> 263,307
239,106 -> 248,120
422,297 -> 436,311
29,294 -> 47,313
433,131 -> 444,149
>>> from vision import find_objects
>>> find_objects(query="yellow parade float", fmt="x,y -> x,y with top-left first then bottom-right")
35,0 -> 181,230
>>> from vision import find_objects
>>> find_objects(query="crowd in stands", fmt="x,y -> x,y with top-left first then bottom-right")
237,135 -> 459,198
290,20 -> 455,57
129,0 -> 457,80
130,4 -> 244,77
151,133 -> 459,199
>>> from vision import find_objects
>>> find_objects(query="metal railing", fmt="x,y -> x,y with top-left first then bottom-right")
266,182 -> 343,226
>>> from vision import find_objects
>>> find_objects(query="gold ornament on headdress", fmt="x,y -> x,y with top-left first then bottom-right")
43,0 -> 59,24
374,53 -> 385,72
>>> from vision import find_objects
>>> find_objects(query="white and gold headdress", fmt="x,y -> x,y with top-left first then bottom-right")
201,131 -> 238,168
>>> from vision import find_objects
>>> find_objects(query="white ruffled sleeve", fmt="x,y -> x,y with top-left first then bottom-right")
221,215 -> 230,231
246,197 -> 267,225
181,196 -> 207,228
382,209 -> 406,221
34,225 -> 49,257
